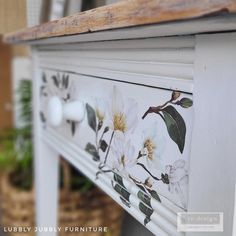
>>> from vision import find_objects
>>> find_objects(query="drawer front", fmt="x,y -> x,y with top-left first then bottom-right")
40,69 -> 193,210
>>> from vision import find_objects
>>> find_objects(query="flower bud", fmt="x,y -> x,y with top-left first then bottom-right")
171,91 -> 181,101
144,177 -> 153,188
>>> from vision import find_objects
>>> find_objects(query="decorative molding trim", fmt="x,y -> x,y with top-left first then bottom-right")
38,36 -> 195,93
43,128 -> 185,236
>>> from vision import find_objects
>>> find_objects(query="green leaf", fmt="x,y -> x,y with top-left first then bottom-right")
85,143 -> 100,161
98,120 -> 103,131
161,173 -> 169,184
114,173 -> 125,188
149,190 -> 161,202
135,182 -> 146,192
162,105 -> 186,153
137,191 -> 151,207
144,217 -> 151,226
39,111 -> 46,123
71,121 -> 76,136
42,73 -> 47,83
62,74 -> 69,89
119,197 -> 131,208
139,202 -> 153,218
113,184 -> 130,201
100,139 -> 108,152
104,126 -> 109,133
179,98 -> 193,108
86,103 -> 97,132
52,75 -> 59,87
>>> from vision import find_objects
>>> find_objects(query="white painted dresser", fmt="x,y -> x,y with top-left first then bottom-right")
4,1 -> 236,235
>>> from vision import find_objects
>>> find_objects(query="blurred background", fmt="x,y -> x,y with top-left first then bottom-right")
0,0 -> 153,235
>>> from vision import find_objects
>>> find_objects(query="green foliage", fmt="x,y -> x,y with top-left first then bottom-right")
0,78 -> 94,192
17,80 -> 32,127
86,103 -> 97,132
162,105 -> 186,153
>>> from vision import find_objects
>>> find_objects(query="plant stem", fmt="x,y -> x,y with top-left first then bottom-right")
99,127 -> 106,144
95,126 -> 99,151
142,99 -> 172,119
96,169 -> 113,179
103,131 -> 115,165
137,162 -> 161,181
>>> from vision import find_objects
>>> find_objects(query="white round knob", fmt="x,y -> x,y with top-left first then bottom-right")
47,96 -> 85,127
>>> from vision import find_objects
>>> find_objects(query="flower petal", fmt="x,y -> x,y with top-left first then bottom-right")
173,159 -> 185,169
124,98 -> 138,132
112,86 -> 124,114
169,168 -> 187,183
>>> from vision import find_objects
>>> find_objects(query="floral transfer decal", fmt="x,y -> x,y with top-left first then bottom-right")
85,85 -> 193,225
142,91 -> 192,153
40,71 -> 193,225
40,72 -> 78,135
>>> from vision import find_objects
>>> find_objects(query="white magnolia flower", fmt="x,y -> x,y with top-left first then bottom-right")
165,159 -> 188,208
109,86 -> 138,133
111,131 -> 136,172
140,123 -> 165,170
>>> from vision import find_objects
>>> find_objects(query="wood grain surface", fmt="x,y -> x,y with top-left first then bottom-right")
4,0 -> 236,43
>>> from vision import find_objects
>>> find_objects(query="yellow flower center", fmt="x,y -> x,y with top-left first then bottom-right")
96,109 -> 104,122
113,112 -> 127,132
144,138 -> 156,160
121,155 -> 125,167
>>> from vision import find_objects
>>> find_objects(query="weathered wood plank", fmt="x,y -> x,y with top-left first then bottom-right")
4,0 -> 236,43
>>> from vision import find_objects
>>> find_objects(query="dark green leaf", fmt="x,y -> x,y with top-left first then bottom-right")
71,121 -> 77,136
39,111 -> 46,123
161,173 -> 169,184
98,120 -> 103,131
120,197 -> 131,208
62,74 -> 69,89
162,105 -> 186,153
149,190 -> 161,202
135,182 -> 147,192
42,73 -> 47,83
100,139 -> 108,152
137,191 -> 151,207
104,126 -> 109,133
85,143 -> 100,161
52,75 -> 59,87
144,217 -> 151,226
114,173 -> 125,188
113,184 -> 130,201
179,98 -> 193,108
139,202 -> 153,218
86,103 -> 97,132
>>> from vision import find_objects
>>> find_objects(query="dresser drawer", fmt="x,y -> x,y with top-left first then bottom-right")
40,68 -> 193,210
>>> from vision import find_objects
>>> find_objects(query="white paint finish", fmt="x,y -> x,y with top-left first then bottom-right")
25,14 -> 236,45
43,128 -> 183,236
37,36 -> 195,52
37,36 -> 195,93
233,185 -> 236,236
187,32 -> 236,236
28,17 -> 236,235
32,50 -> 59,235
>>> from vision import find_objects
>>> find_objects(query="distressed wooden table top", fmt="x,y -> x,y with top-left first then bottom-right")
4,0 -> 236,43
